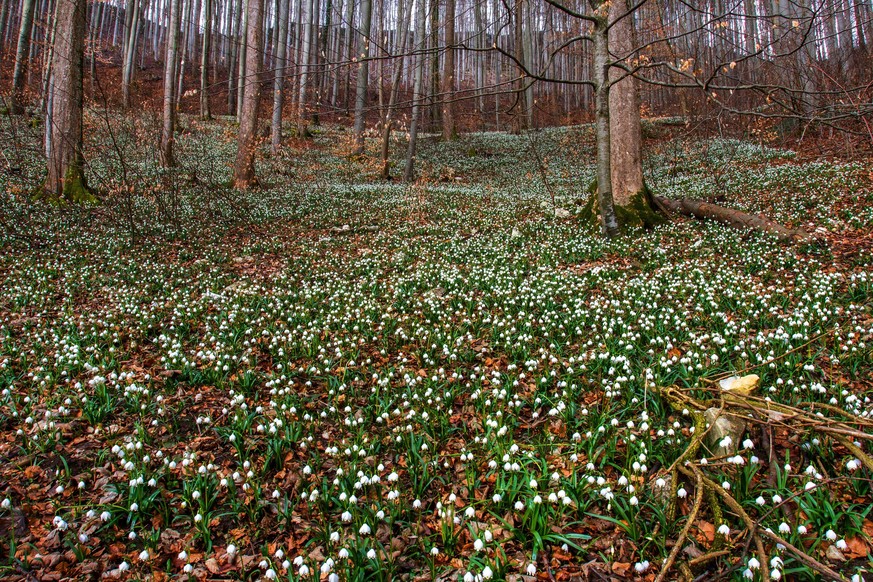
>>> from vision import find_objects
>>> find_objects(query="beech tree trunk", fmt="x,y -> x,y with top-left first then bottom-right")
160,0 -> 182,167
352,0 -> 373,154
234,0 -> 264,188
441,0 -> 456,139
379,0 -> 411,178
608,0 -> 644,205
121,0 -> 141,108
11,0 -> 37,112
271,0 -> 290,152
403,0 -> 426,181
592,10 -> 619,237
45,0 -> 89,201
200,0 -> 212,119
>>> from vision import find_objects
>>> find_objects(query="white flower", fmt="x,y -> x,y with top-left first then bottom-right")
526,563 -> 537,575
299,564 -> 310,575
118,561 -> 129,572
634,561 -> 650,573
265,569 -> 277,580
836,539 -> 848,550
430,547 -> 439,556
778,522 -> 791,534
139,550 -> 150,561
482,566 -> 494,579
677,488 -> 687,498
464,573 -> 475,582
474,539 -> 484,551
717,524 -> 730,535
227,544 -> 237,556
826,529 -> 837,541
748,557 -> 760,570
359,523 -> 371,535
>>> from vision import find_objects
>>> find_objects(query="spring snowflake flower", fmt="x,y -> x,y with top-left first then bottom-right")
826,529 -> 837,541
718,524 -> 730,535
677,488 -> 687,498
139,550 -> 150,561
526,563 -> 536,575
748,557 -> 760,570
359,523 -> 371,535
227,544 -> 237,556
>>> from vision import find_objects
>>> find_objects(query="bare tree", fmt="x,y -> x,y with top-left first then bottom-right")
403,0 -> 427,181
352,0 -> 374,154
441,0 -> 456,139
234,0 -> 264,188
11,0 -> 37,112
271,0 -> 290,152
45,0 -> 91,201
160,0 -> 182,167
200,0 -> 212,120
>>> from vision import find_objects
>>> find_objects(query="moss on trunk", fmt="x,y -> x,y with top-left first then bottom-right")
579,180 -> 665,233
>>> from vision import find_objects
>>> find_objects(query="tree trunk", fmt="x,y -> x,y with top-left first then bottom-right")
121,0 -> 140,108
441,0 -> 455,139
237,0 -> 249,117
512,0 -> 528,133
11,0 -> 37,112
160,0 -> 181,167
379,0 -> 411,178
296,0 -> 313,136
428,0 -> 440,130
591,11 -> 619,237
45,0 -> 90,201
271,0 -> 290,152
403,0 -> 426,181
352,0 -> 373,154
608,0 -> 645,206
234,0 -> 264,188
200,0 -> 212,119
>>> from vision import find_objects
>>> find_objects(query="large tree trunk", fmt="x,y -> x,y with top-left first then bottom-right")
271,0 -> 289,153
352,0 -> 373,154
403,0 -> 426,181
234,0 -> 264,188
11,0 -> 37,112
45,0 -> 90,201
441,0 -> 455,140
296,0 -> 314,136
160,0 -> 182,167
608,0 -> 649,213
200,0 -> 212,119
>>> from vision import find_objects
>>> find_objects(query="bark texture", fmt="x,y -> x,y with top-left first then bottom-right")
233,0 -> 264,188
160,0 -> 182,167
45,0 -> 91,201
608,0 -> 644,206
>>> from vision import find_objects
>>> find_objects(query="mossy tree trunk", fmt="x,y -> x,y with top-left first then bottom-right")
584,0 -> 662,235
45,0 -> 92,202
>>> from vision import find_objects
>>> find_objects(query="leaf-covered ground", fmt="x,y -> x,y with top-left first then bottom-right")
1,116 -> 872,581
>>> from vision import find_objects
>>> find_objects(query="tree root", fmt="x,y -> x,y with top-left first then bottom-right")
654,196 -> 810,242
651,380 -> 866,581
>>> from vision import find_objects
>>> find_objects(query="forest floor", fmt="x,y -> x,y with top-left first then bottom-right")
0,114 -> 872,581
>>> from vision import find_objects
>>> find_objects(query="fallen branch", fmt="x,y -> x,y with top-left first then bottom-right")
654,196 -> 810,242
